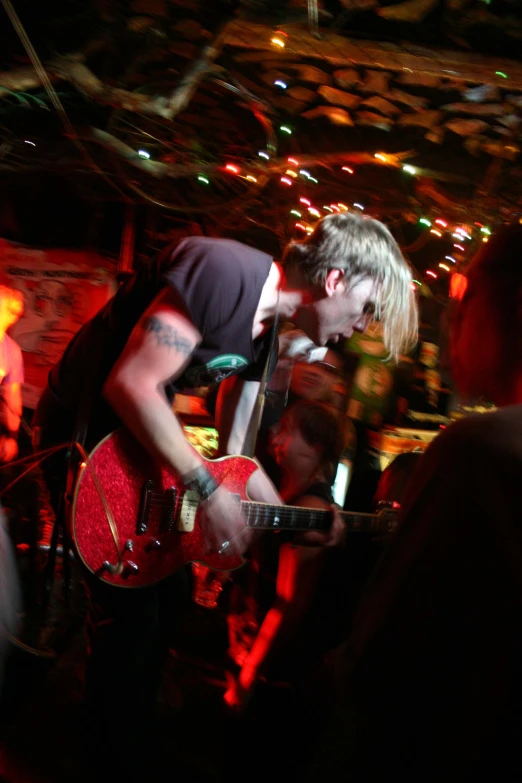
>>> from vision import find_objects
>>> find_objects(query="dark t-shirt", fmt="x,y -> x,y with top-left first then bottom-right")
323,405 -> 522,781
36,237 -> 273,444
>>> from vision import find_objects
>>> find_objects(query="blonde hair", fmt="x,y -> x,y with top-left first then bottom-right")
283,212 -> 418,360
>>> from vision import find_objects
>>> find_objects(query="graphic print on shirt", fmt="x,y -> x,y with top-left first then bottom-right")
184,354 -> 249,386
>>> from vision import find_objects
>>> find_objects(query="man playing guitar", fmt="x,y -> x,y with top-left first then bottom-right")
32,212 -> 417,775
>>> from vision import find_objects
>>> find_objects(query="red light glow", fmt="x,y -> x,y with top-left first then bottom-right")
225,164 -> 240,174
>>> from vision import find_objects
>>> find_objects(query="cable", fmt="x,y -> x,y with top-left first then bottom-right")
0,0 -> 130,202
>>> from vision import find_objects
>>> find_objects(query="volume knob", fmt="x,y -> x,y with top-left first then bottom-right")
146,538 -> 162,552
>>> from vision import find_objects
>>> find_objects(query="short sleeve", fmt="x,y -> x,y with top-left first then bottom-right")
162,237 -> 250,337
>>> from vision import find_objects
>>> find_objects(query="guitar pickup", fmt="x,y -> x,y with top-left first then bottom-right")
177,490 -> 199,532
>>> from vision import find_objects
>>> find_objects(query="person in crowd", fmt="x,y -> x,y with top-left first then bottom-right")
31,213 -> 417,773
0,507 -> 20,695
307,220 -> 522,782
0,287 -> 24,464
224,400 -> 350,714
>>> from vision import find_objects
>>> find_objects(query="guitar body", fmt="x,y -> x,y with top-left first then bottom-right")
72,429 -> 258,588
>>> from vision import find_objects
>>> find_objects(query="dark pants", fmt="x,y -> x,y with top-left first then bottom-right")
33,388 -> 190,737
83,568 -> 189,723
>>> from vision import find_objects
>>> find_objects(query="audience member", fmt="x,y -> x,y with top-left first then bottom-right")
308,221 -> 522,782
0,287 -> 24,464
225,400 -> 351,712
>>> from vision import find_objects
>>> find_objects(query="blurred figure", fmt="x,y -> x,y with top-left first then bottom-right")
0,507 -> 20,692
0,287 -> 24,464
225,400 -> 350,712
308,222 -> 522,782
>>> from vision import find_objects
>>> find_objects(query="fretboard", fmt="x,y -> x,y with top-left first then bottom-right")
241,501 -> 394,535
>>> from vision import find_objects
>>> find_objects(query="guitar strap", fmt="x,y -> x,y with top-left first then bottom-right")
241,289 -> 280,459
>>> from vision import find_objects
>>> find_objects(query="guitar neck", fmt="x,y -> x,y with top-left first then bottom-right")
241,501 -> 386,534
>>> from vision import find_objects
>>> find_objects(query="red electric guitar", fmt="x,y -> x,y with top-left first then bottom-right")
72,429 -> 398,588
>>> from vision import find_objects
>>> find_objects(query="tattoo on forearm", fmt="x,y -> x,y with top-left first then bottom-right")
142,316 -> 193,355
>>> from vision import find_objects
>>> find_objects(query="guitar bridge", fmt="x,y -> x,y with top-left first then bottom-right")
137,480 -> 154,534
137,482 -> 179,534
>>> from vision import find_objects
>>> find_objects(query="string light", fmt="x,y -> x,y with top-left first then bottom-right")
285,169 -> 298,178
274,80 -> 287,89
480,227 -> 491,235
435,219 -> 447,228
453,243 -> 465,252
308,176 -> 318,184
330,204 -> 341,212
353,203 -> 364,210
430,229 -> 442,237
245,175 -> 257,182
295,223 -> 307,231
338,203 -> 349,211
299,197 -> 311,206
412,279 -> 421,286
290,210 -> 302,217
323,206 -> 333,212
225,163 -> 240,174
402,165 -> 417,175
308,207 -> 321,217
419,218 -> 432,227
271,34 -> 286,48
426,271 -> 437,279
374,153 -> 387,162
341,166 -> 353,174
138,150 -> 150,159
445,256 -> 456,264
197,174 -> 209,184
24,140 -> 36,146
280,126 -> 292,134
258,151 -> 270,160
299,169 -> 311,178
483,237 -> 489,242
439,263 -> 450,272
495,71 -> 508,78
305,227 -> 314,234
280,176 -> 293,186
288,158 -> 299,166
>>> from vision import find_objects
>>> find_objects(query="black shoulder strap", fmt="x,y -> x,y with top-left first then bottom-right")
241,291 -> 280,458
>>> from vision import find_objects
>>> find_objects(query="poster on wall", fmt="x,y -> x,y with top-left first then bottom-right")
0,239 -> 116,409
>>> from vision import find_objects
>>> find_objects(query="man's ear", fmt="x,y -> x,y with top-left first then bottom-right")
325,268 -> 346,297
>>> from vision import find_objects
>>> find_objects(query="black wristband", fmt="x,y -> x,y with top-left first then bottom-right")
182,465 -> 218,500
